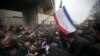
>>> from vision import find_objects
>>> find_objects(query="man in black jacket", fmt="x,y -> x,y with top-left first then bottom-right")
48,43 -> 71,56
46,34 -> 71,56
0,33 -> 27,56
66,33 -> 93,56
89,17 -> 100,56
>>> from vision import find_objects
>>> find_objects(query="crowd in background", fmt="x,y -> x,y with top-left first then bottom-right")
0,18 -> 100,56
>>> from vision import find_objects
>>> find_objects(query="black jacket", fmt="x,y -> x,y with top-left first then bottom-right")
47,43 -> 71,56
69,36 -> 93,56
89,42 -> 100,56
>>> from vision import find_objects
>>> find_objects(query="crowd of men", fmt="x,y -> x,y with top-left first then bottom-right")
0,18 -> 100,56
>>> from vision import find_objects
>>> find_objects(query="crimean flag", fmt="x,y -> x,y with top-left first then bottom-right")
53,6 -> 76,35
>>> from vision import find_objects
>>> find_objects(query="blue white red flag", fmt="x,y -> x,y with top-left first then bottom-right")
53,6 -> 76,35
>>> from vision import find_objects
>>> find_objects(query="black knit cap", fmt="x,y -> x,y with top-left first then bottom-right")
65,32 -> 75,39
0,33 -> 5,42
92,14 -> 100,32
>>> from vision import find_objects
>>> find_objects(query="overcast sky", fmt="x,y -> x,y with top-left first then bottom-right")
55,0 -> 97,24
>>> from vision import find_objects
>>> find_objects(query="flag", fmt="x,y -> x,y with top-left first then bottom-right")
59,0 -> 62,8
53,6 -> 76,35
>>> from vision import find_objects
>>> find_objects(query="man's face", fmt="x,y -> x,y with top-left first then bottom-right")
76,30 -> 83,35
66,36 -> 75,43
69,38 -> 75,43
24,42 -> 31,48
0,37 -> 10,48
83,22 -> 90,28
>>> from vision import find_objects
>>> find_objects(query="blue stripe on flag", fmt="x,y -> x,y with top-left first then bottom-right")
63,6 -> 75,27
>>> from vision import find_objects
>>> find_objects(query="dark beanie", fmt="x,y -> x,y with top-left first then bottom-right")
46,34 -> 55,45
92,18 -> 100,32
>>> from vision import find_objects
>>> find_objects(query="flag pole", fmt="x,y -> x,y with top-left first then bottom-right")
33,15 -> 52,31
33,0 -> 63,31
59,0 -> 62,8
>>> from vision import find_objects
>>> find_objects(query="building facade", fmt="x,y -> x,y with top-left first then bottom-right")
0,0 -> 55,26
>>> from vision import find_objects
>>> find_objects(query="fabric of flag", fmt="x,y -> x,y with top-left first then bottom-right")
53,6 -> 76,35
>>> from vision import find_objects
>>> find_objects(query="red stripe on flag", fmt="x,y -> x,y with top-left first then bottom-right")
53,13 -> 69,35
